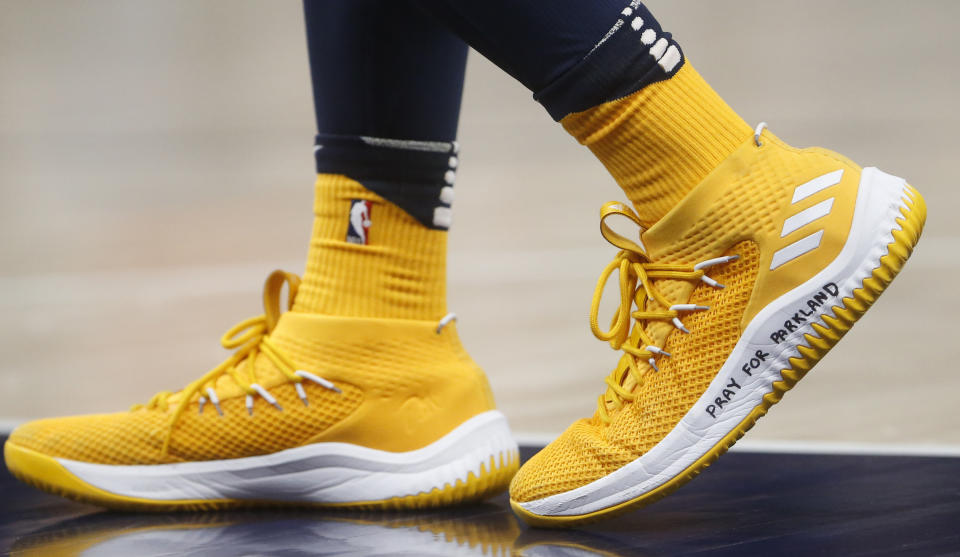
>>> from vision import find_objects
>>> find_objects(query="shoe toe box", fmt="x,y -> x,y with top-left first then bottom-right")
510,417 -> 636,503
6,411 -> 168,465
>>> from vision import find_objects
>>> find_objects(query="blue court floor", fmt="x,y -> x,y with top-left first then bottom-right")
2,441 -> 958,556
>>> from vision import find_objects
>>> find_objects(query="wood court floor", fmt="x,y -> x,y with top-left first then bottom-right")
1,1 -> 958,445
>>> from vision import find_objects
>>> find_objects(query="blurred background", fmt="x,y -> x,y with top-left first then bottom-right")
1,0 -> 957,444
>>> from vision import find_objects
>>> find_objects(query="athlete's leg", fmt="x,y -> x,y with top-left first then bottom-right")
306,0 -> 465,142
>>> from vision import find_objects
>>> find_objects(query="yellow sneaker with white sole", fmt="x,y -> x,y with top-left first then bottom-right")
509,128 -> 926,526
5,271 -> 518,510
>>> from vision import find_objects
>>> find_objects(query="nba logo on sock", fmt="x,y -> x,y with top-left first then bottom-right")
346,200 -> 372,245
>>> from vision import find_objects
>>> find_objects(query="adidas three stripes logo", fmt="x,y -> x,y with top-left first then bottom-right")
770,170 -> 844,270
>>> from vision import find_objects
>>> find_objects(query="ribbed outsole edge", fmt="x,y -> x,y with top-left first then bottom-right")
5,440 -> 519,512
512,184 -> 926,528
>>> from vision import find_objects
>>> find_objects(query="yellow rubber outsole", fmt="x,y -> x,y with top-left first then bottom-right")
512,184 -> 927,528
4,440 -> 519,512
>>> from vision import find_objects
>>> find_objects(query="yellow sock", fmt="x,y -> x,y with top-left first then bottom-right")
293,173 -> 448,320
561,63 -> 753,227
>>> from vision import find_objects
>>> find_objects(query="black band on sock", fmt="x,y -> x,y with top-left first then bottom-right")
534,3 -> 684,120
314,134 -> 458,230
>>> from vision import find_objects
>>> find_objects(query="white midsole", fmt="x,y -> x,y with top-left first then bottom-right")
58,410 -> 517,503
520,167 -> 912,517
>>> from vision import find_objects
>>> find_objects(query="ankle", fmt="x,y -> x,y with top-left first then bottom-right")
563,63 -> 752,228
294,173 -> 449,319
294,135 -> 459,320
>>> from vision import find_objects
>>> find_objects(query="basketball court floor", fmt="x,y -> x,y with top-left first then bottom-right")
3,440 -> 958,555
2,1 -> 959,554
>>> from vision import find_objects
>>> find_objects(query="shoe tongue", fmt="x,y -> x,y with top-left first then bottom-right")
640,209 -> 707,264
641,134 -> 764,262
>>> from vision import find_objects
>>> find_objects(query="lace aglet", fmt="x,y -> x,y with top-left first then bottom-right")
436,312 -> 458,334
295,382 -> 309,406
206,387 -> 223,417
647,346 -> 672,358
295,370 -> 342,394
251,384 -> 283,412
701,275 -> 724,288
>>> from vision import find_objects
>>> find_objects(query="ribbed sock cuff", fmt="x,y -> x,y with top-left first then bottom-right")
293,173 -> 449,319
562,63 -> 753,227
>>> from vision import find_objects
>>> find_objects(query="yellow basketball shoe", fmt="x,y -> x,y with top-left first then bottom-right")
509,128 -> 926,526
4,271 -> 518,510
